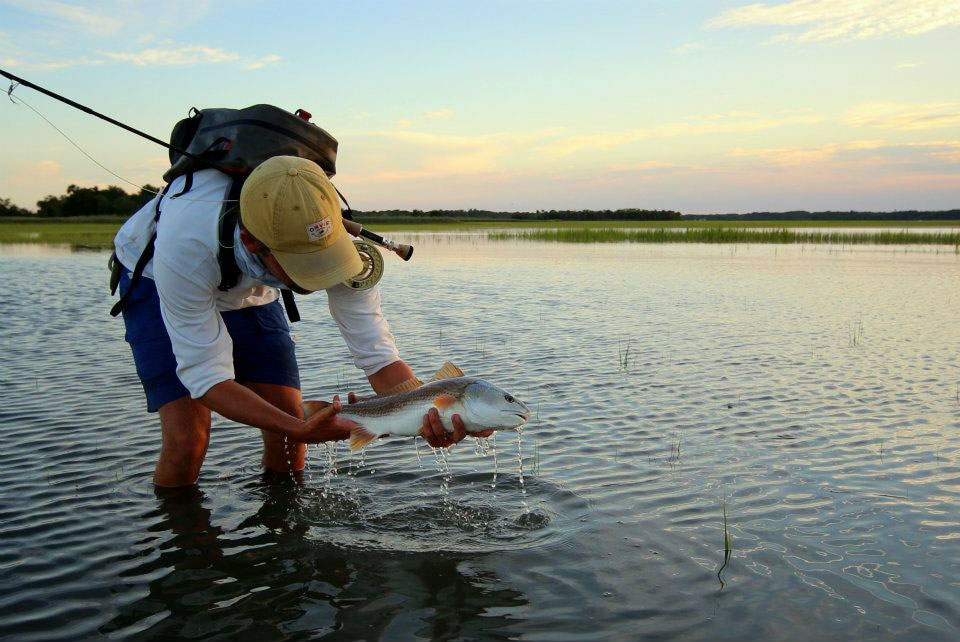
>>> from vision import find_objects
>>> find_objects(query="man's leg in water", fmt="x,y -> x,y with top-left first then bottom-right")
154,396 -> 212,487
242,382 -> 306,472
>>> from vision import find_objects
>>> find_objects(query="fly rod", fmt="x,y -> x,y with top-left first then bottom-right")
1,67 -> 413,259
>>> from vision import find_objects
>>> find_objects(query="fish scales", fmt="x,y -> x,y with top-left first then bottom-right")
344,378 -> 474,417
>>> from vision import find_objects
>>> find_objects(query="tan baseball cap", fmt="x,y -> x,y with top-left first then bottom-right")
240,156 -> 362,291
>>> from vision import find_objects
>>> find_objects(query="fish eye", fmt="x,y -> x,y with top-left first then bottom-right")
504,394 -> 515,403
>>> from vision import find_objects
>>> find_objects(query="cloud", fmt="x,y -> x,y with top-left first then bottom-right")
2,0 -> 217,36
533,111 -> 823,158
707,0 -> 960,42
729,140 -> 884,165
607,160 -> 692,173
729,139 -> 960,170
100,45 -> 281,69
2,0 -> 123,35
8,159 -> 63,186
425,108 -> 454,119
343,128 -> 561,182
672,42 -> 705,55
1,56 -> 104,70
844,102 -> 960,130
335,154 -> 959,213
2,38 -> 281,70
242,54 -> 281,70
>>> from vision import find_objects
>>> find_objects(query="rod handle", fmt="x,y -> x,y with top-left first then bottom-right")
342,220 -> 414,261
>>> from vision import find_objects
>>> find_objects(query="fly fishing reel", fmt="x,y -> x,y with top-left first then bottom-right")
343,239 -> 384,290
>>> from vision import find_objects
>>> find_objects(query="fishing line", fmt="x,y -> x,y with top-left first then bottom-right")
5,86 -> 236,205
2,68 -> 414,263
6,87 -> 247,257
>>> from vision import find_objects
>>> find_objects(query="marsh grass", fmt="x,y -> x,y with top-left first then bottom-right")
718,500 -> 732,589
669,432 -> 682,465
489,227 -> 960,246
618,339 -> 632,371
3,218 -> 959,249
0,221 -> 125,248
848,318 -> 865,347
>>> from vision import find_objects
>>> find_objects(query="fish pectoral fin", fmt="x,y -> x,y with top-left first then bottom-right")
433,394 -> 458,410
302,400 -> 327,420
350,427 -> 378,451
429,361 -> 464,381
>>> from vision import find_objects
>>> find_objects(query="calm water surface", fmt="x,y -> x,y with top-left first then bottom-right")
1,237 -> 959,640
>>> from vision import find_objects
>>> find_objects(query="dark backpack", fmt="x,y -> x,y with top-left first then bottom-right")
111,105 -> 340,322
164,104 -> 338,182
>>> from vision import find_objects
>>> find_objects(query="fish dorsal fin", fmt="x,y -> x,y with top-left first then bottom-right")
430,361 -> 464,381
384,362 -> 462,396
387,377 -> 424,395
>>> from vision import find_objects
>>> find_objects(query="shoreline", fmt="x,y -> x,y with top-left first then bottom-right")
2,217 -> 959,249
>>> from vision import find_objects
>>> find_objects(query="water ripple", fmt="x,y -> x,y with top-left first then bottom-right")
1,244 -> 959,639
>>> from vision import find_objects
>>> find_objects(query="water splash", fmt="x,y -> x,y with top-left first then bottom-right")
321,442 -> 340,496
517,427 -> 529,513
492,433 -> 498,488
428,445 -> 454,500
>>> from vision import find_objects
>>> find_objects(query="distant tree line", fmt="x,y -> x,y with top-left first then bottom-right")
0,198 -> 32,217
352,208 -> 683,221
1,189 -> 682,220
685,210 -> 960,221
0,184 -> 159,217
3,185 -> 956,221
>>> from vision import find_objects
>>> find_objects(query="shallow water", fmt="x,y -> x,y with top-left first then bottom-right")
1,238 -> 959,640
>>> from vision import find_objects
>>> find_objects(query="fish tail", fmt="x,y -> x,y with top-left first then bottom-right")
302,400 -> 327,419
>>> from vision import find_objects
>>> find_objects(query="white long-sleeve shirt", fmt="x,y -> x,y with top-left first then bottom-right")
114,169 -> 400,398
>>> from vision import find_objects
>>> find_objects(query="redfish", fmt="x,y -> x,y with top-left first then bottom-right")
303,376 -> 531,450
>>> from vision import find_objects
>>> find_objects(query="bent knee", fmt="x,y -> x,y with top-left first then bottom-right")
158,399 -> 210,454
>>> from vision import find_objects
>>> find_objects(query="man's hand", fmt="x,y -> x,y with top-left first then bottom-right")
420,407 -> 494,448
292,395 -> 358,443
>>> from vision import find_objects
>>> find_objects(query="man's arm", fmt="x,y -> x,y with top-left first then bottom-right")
367,360 -> 416,394
154,244 -> 355,444
201,380 -> 354,442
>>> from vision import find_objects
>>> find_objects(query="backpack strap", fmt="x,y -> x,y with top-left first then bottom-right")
216,178 -> 244,292
109,182 -> 175,317
280,289 -> 300,323
216,177 -> 301,323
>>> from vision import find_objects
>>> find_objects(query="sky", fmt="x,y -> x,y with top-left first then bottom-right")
0,0 -> 958,214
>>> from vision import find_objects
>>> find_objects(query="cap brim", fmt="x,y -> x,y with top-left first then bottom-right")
271,233 -> 363,291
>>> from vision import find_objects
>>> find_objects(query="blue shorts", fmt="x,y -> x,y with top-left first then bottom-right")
118,269 -> 300,412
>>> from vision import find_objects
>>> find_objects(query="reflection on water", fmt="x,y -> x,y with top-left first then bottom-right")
1,240 -> 959,639
97,479 -> 529,640
0,242 -> 78,256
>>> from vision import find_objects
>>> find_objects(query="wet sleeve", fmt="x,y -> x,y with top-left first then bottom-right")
325,283 -> 401,376
153,250 -> 235,398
